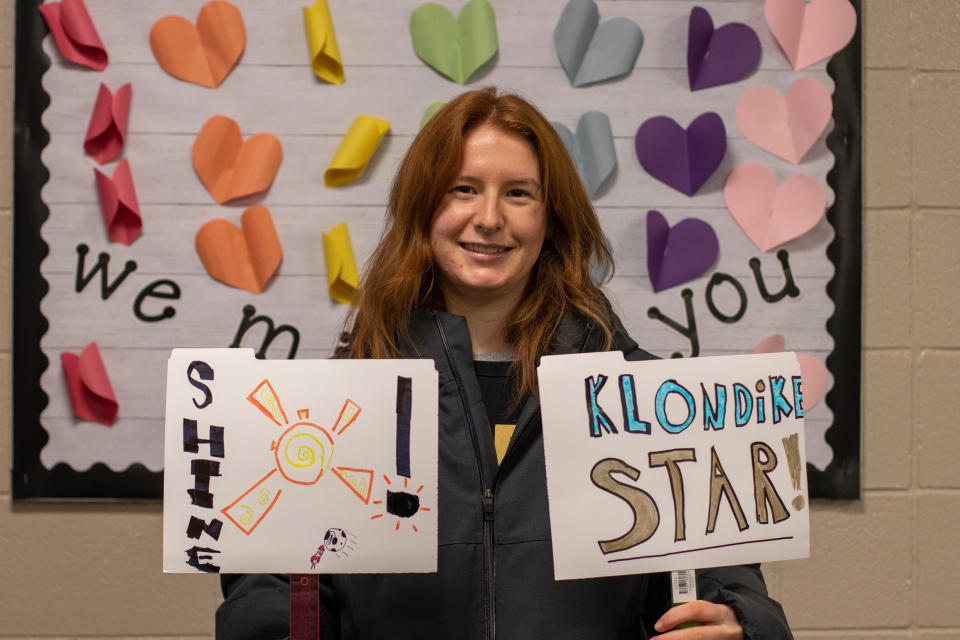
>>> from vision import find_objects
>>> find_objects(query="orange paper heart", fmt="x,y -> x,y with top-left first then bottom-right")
192,115 -> 283,204
195,206 -> 282,294
150,0 -> 246,88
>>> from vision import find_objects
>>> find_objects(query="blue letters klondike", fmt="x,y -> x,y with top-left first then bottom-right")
583,372 -> 804,437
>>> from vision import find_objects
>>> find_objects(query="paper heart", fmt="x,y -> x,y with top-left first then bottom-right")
303,0 -> 344,84
687,6 -> 761,91
322,222 -> 359,304
723,164 -> 825,251
150,0 -> 246,88
191,115 -> 283,204
551,111 -> 616,198
409,0 -> 498,85
765,0 -> 857,70
589,233 -> 614,283
61,342 -> 117,426
635,112 -> 726,197
195,206 -> 282,294
325,115 -> 391,187
646,210 -> 718,293
554,0 -> 643,87
94,159 -> 142,246
754,334 -> 828,411
84,83 -> 131,164
736,78 -> 833,164
419,101 -> 447,130
39,0 -> 108,70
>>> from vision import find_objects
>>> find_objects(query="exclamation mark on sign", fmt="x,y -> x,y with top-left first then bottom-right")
781,433 -> 805,511
396,376 -> 412,478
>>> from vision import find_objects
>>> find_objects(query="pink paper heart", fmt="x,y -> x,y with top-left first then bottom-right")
736,78 -> 832,164
723,164 -> 825,251
765,0 -> 857,70
754,334 -> 828,411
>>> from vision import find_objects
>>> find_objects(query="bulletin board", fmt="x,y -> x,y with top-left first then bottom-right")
12,0 -> 861,499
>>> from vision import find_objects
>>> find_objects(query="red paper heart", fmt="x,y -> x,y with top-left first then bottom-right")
61,342 -> 118,426
39,0 -> 108,70
94,158 -> 142,246
84,83 -> 131,164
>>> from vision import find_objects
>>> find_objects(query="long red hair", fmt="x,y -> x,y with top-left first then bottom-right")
346,87 -> 614,399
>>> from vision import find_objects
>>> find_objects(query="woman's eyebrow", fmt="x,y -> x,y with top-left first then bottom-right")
504,178 -> 542,191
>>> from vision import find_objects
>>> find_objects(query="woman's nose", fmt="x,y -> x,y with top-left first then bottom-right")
473,193 -> 503,231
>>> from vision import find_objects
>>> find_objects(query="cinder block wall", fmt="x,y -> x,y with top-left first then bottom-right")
2,1 -> 958,637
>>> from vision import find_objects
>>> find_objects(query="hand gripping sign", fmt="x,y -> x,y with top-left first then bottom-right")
538,351 -> 809,580
163,349 -> 438,575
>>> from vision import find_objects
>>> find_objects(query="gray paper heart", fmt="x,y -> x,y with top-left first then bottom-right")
554,0 -> 644,87
551,111 -> 617,198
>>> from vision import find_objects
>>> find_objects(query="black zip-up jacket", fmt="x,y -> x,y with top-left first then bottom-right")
217,308 -> 794,639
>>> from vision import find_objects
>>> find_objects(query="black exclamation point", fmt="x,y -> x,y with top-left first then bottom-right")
387,376 -> 419,519
396,376 -> 412,478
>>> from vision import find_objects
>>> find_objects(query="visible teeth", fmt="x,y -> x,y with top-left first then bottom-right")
462,243 -> 507,254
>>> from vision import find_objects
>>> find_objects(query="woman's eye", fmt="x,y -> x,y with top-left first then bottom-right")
507,188 -> 530,198
452,185 -> 474,195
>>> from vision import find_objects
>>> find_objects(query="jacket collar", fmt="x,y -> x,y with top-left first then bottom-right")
403,307 -> 633,479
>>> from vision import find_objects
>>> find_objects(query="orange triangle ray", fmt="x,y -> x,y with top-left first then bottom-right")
332,466 -> 374,504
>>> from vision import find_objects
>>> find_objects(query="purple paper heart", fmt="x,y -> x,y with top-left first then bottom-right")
635,112 -> 726,197
646,209 -> 719,292
687,6 -> 761,91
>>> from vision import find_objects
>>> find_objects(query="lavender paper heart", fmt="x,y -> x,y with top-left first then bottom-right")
687,6 -> 761,91
635,112 -> 726,197
646,209 -> 719,292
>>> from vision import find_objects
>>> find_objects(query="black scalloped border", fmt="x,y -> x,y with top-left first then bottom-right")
811,0 -> 862,499
12,0 -> 162,498
12,1 -> 861,499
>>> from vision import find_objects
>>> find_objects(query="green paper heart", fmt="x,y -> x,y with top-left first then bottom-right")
419,101 -> 447,130
410,0 -> 498,85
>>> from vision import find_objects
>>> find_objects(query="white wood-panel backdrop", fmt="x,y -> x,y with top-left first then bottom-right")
34,0 -> 843,476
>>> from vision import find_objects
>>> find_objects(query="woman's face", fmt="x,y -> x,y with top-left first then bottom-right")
430,123 -> 546,312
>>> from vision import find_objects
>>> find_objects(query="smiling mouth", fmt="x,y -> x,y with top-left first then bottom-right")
461,243 -> 510,255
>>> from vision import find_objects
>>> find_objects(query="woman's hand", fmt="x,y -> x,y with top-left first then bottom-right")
652,601 -> 743,639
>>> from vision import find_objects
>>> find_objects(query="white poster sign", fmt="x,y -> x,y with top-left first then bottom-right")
539,351 -> 809,580
163,349 -> 438,574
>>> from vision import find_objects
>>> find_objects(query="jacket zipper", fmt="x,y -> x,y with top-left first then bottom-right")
496,321 -> 597,473
432,311 -> 496,640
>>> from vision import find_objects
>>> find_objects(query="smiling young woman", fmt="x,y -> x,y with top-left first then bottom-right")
428,123 -> 547,351
346,88 -> 617,404
216,88 -> 793,640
